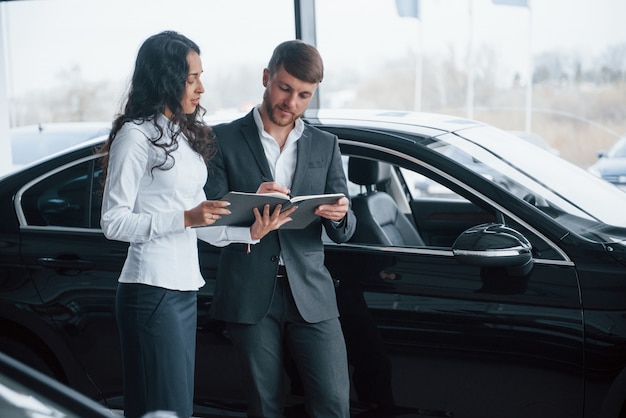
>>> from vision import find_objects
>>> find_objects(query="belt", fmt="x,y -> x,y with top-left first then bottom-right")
277,265 -> 288,278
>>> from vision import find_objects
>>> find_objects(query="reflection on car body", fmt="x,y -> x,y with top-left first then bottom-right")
1,110 -> 626,418
508,130 -> 560,156
0,351 -> 113,418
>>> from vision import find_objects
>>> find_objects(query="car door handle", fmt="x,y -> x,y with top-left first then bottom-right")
380,270 -> 401,281
38,257 -> 94,271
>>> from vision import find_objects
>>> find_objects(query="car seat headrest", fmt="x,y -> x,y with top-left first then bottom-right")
348,157 -> 391,187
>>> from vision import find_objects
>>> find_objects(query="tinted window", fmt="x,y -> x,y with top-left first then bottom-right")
21,158 -> 103,229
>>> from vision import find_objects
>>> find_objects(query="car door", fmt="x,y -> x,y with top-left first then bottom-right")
15,154 -> 127,406
324,136 -> 584,418
14,152 -> 247,412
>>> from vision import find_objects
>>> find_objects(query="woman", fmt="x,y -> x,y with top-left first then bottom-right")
99,31 -> 294,418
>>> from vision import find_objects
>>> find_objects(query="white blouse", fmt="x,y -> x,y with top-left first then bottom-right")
101,116 -> 255,291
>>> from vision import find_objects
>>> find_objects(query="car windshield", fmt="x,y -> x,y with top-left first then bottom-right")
444,126 -> 626,229
607,137 -> 626,158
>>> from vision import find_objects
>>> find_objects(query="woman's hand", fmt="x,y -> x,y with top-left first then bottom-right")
250,204 -> 298,240
184,200 -> 231,227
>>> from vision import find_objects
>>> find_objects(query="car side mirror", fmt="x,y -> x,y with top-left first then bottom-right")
452,223 -> 533,277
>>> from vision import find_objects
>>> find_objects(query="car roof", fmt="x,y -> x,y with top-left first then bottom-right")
206,109 -> 486,143
304,108 -> 485,134
10,121 -> 111,134
10,121 -> 111,167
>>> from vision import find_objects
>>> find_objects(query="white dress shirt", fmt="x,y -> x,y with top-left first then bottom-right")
253,105 -> 303,189
253,106 -> 305,265
101,115 -> 256,291
253,106 -> 345,231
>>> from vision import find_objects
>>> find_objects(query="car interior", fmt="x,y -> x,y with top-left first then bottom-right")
347,157 -> 425,246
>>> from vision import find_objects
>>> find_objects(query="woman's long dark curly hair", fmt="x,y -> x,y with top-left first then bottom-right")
99,30 -> 215,181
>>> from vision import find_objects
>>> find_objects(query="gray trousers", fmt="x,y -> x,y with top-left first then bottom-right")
116,283 -> 197,418
227,277 -> 350,418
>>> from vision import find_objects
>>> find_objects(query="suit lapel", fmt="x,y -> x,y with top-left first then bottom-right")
240,112 -> 273,180
291,126 -> 312,195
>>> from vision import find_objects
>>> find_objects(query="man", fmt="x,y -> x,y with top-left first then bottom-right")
205,40 -> 356,418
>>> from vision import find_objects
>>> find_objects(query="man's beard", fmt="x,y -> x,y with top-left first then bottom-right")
263,93 -> 300,127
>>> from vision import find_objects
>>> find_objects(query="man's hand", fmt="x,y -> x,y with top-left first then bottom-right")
315,196 -> 349,222
257,181 -> 291,196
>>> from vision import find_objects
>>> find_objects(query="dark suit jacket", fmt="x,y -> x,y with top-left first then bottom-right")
205,110 -> 356,324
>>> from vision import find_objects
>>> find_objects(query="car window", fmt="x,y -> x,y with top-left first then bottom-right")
20,157 -> 103,229
399,168 -> 463,200
338,145 -> 566,260
340,151 -> 493,248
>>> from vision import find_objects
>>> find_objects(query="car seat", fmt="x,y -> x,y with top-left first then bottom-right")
348,157 -> 425,246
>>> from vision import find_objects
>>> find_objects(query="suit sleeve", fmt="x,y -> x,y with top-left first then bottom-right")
323,135 -> 356,243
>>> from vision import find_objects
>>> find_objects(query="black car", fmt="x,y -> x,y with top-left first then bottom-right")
1,109 -> 626,418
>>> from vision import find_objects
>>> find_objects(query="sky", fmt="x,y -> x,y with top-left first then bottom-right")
1,0 -> 626,97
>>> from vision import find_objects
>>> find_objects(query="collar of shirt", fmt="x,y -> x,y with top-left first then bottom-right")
253,105 -> 303,189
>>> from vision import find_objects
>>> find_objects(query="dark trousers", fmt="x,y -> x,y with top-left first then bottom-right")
116,283 -> 197,418
227,277 -> 350,418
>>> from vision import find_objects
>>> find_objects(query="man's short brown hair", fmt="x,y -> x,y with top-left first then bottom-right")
267,40 -> 324,84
